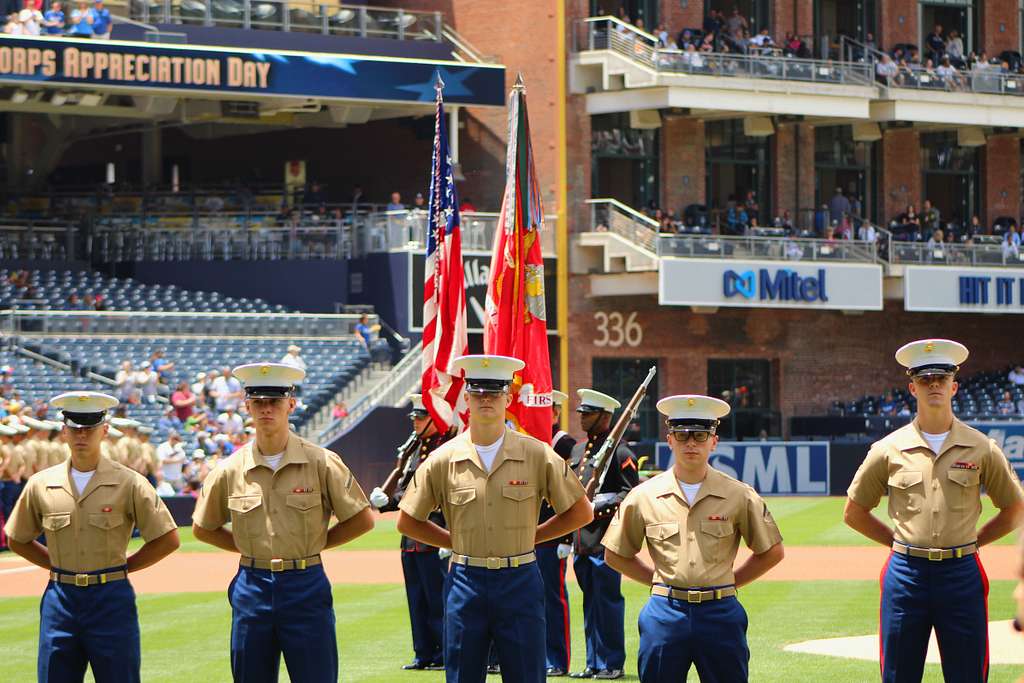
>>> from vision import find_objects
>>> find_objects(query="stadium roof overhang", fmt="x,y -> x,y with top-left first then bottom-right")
0,34 -> 505,125
871,89 -> 1024,128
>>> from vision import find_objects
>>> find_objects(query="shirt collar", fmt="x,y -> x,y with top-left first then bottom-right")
245,434 -> 308,472
450,428 -> 524,473
653,467 -> 729,506
895,418 -> 985,456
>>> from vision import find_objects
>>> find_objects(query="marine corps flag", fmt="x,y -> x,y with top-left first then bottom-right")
483,74 -> 552,441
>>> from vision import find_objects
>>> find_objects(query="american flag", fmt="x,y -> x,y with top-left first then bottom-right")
421,75 -> 468,432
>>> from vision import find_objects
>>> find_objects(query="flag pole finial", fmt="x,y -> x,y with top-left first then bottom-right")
435,70 -> 445,92
513,72 -> 525,91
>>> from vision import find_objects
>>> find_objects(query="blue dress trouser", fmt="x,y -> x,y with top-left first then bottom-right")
401,549 -> 446,666
536,544 -> 571,671
228,564 -> 337,683
38,568 -> 140,683
574,551 -> 626,671
2,480 -> 23,529
444,562 -> 545,683
880,550 -> 989,683
637,592 -> 749,683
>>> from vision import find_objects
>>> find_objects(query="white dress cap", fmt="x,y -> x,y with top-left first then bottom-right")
576,389 -> 621,413
894,339 -> 968,375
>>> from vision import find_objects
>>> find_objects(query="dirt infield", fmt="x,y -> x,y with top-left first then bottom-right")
0,545 -> 1017,598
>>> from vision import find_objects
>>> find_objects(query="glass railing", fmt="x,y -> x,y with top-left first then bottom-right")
359,210 -> 556,255
5,308 -> 376,337
877,66 -> 1024,96
128,0 -> 443,41
577,17 -> 873,86
0,221 -> 78,261
890,240 -> 1024,267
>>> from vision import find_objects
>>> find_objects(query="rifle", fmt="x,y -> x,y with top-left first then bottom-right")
379,427 -> 426,497
583,366 -> 656,502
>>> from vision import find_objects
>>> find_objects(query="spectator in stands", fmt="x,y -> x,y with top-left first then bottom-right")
171,381 -> 196,422
67,0 -> 89,35
998,391 -> 1018,416
459,196 -> 477,213
153,470 -> 176,497
387,191 -> 405,212
3,11 -> 21,33
654,21 -> 673,48
921,199 -> 940,233
829,188 -> 850,226
858,221 -> 877,244
19,5 -> 40,33
411,192 -> 427,213
134,362 -> 159,404
355,313 -> 380,351
936,57 -> 962,89
814,204 -> 829,235
725,6 -> 747,37
210,366 -> 242,412
115,360 -> 137,404
332,401 -> 348,419
925,25 -> 945,63
1003,226 -> 1021,261
945,30 -> 965,68
1009,366 -> 1024,385
157,432 -> 186,492
304,181 -> 325,208
876,53 -> 898,83
149,348 -> 174,381
157,405 -> 182,434
880,392 -> 897,416
87,0 -> 108,38
965,215 -> 984,240
927,229 -> 945,251
703,8 -> 723,40
676,28 -> 695,50
217,406 -> 244,436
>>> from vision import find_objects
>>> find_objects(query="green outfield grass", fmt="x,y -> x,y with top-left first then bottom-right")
0,580 -> 1018,682
139,496 -> 1012,554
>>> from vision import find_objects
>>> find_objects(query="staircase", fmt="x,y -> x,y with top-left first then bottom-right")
574,198 -> 659,274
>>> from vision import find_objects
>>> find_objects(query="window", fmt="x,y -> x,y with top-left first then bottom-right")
591,357 -> 660,441
591,113 -> 660,210
705,120 -> 771,225
707,359 -> 778,439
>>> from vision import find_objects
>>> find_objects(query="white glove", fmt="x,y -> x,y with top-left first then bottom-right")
438,548 -> 453,560
369,487 -> 389,509
556,543 -> 573,560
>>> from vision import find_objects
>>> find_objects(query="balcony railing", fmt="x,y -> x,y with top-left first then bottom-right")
359,209 -> 556,255
128,0 -> 444,41
890,240 -> 1024,267
576,17 -> 873,86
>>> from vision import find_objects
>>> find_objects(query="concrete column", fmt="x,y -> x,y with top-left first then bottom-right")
880,127 -> 921,223
141,124 -> 162,188
983,133 -> 1021,225
772,122 -> 815,225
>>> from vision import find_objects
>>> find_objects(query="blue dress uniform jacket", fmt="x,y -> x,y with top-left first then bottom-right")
569,432 -> 638,675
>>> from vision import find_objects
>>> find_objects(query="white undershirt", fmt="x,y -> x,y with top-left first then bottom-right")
71,468 -> 95,495
262,453 -> 285,471
474,434 -> 505,471
921,430 -> 949,455
678,480 -> 703,505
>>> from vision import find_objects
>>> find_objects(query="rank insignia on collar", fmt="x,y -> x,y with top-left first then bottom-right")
508,480 -> 529,486
707,514 -> 727,521
951,461 -> 979,471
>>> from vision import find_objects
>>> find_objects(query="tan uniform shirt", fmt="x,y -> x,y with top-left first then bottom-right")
19,442 -> 38,475
5,444 -> 26,482
848,418 -> 1024,548
3,455 -> 176,572
193,433 -> 369,560
101,440 -> 121,464
399,428 -> 587,558
0,442 -> 21,481
142,442 -> 158,476
602,468 -> 783,588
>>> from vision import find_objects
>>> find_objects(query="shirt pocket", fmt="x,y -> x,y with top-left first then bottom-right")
42,512 -> 72,532
946,469 -> 981,511
447,487 -> 477,536
887,470 -> 925,518
227,494 -> 264,539
501,485 -> 536,529
644,522 -> 680,569
698,520 -> 734,565
286,493 -> 323,547
87,512 -> 124,530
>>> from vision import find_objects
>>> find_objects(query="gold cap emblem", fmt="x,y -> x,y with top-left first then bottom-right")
687,398 -> 696,407
259,366 -> 270,375
924,342 -> 935,353
482,358 -> 490,368
78,396 -> 89,402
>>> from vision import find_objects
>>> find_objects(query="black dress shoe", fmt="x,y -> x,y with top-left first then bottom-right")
402,661 -> 427,670
546,667 -> 568,676
593,670 -> 624,680
424,662 -> 445,671
486,664 -> 501,674
569,669 -> 595,679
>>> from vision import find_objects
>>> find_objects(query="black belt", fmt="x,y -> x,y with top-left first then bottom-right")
240,555 -> 322,572
50,570 -> 128,587
651,584 -> 737,603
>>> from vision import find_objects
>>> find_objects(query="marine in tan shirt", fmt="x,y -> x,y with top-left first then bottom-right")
3,391 -> 179,683
397,355 -> 593,683
602,395 -> 784,683
191,362 -> 374,683
845,339 -> 1024,682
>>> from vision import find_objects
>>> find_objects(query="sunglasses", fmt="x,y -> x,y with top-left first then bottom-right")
669,430 -> 713,443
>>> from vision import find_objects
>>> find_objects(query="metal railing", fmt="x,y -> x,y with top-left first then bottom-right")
6,309 -> 376,337
129,0 -> 443,41
0,221 -> 77,261
577,17 -> 872,86
585,198 -> 886,263
360,210 -> 557,255
890,240 -> 1024,267
877,65 -> 1024,96
316,338 -> 422,445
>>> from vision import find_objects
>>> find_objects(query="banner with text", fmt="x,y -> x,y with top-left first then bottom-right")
654,441 -> 830,495
905,265 -> 1024,314
658,258 -> 883,310
0,35 -> 504,105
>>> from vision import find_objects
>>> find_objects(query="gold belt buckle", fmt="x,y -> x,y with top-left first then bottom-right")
485,557 -> 502,570
686,590 -> 703,604
74,574 -> 90,587
296,559 -> 307,570
927,548 -> 944,561
270,558 -> 285,572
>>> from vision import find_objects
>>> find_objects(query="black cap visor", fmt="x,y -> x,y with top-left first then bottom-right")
666,418 -> 718,433
61,411 -> 106,429
465,379 -> 510,395
245,386 -> 293,399
908,364 -> 957,378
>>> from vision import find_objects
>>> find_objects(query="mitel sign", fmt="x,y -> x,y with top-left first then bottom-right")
723,268 -> 828,303
654,441 -> 830,495
658,258 -> 882,310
